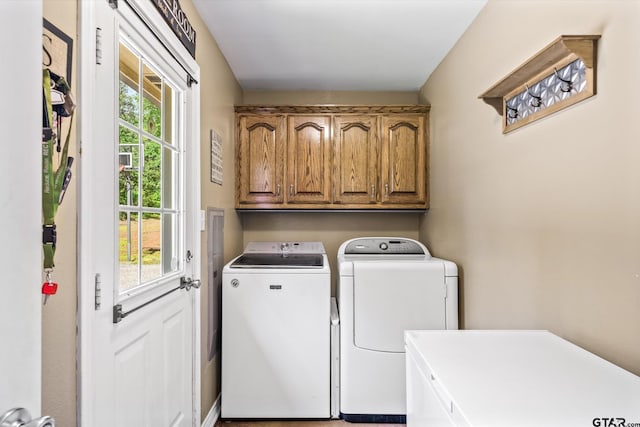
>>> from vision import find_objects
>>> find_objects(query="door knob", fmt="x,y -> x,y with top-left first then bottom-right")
0,408 -> 55,427
25,417 -> 54,427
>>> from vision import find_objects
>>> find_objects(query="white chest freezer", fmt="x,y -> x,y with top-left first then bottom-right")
405,330 -> 640,427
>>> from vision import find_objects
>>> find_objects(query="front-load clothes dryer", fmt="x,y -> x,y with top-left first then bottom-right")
337,237 -> 458,423
221,241 -> 331,419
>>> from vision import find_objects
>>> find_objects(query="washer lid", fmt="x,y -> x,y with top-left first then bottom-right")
230,253 -> 324,268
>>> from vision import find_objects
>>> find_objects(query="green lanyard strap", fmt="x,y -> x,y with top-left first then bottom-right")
42,69 -> 74,269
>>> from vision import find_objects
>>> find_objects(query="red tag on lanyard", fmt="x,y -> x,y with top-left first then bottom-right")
42,281 -> 58,295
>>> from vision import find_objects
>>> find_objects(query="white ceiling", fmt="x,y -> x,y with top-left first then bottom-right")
192,0 -> 487,92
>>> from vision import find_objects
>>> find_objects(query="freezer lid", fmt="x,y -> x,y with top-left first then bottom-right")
230,253 -> 324,268
404,330 -> 640,425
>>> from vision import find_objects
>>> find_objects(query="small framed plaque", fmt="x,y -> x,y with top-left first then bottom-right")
210,129 -> 223,185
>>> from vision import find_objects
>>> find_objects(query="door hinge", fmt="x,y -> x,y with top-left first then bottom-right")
108,0 -> 118,9
95,273 -> 102,310
95,27 -> 102,65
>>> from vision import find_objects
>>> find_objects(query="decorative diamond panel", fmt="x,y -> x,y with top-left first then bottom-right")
506,59 -> 587,127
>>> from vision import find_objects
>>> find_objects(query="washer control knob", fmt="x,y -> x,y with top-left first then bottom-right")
379,242 -> 388,251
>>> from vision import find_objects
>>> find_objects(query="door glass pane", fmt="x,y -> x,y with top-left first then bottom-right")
142,138 -> 161,208
142,62 -> 162,138
163,147 -> 176,209
163,83 -> 174,145
117,38 -> 183,293
119,126 -> 139,206
141,213 -> 162,283
119,43 -> 139,127
119,211 -> 139,291
162,213 -> 178,274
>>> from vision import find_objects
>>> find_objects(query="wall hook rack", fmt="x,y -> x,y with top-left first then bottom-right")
479,35 -> 600,133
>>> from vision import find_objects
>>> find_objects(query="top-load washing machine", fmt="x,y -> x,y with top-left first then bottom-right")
337,237 -> 458,423
221,241 -> 331,419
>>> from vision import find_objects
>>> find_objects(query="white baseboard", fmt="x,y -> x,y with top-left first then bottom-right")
202,395 -> 220,427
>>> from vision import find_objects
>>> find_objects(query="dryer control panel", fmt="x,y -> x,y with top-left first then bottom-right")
344,238 -> 425,255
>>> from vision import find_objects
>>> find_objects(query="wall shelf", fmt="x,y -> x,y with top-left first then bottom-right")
479,35 -> 600,133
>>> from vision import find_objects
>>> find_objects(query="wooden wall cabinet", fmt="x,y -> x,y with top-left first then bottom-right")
236,115 -> 285,205
235,105 -> 430,210
380,114 -> 426,205
333,115 -> 378,205
287,115 -> 332,204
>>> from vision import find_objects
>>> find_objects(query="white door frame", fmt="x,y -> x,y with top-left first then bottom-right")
78,1 -> 202,425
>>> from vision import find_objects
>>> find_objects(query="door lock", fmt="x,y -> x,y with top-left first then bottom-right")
180,276 -> 201,291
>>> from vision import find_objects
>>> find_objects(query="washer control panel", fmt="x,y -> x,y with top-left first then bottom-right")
344,238 -> 425,255
243,241 -> 326,254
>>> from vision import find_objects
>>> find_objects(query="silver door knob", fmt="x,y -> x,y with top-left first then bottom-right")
26,417 -> 55,427
0,408 -> 55,427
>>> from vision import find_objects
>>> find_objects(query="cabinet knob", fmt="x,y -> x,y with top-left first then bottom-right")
385,183 -> 389,196
289,184 -> 294,197
370,184 -> 376,199
276,184 -> 281,196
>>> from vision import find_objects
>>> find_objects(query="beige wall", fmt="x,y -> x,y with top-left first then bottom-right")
420,0 -> 640,375
179,0 -> 245,421
42,1 -> 77,426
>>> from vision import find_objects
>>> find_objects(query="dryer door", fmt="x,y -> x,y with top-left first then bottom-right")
353,261 -> 446,352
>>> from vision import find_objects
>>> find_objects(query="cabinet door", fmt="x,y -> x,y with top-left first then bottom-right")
237,115 -> 285,205
287,115 -> 332,204
380,114 -> 427,205
333,115 -> 378,204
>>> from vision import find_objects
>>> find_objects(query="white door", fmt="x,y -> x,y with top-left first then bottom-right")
0,0 -> 46,424
79,2 -> 201,426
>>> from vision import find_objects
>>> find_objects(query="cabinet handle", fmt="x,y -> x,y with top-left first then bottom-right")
370,184 -> 376,199
289,184 -> 294,197
276,184 -> 281,196
385,183 -> 389,196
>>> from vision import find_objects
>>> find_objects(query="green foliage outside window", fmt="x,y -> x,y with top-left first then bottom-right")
119,80 -> 162,218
